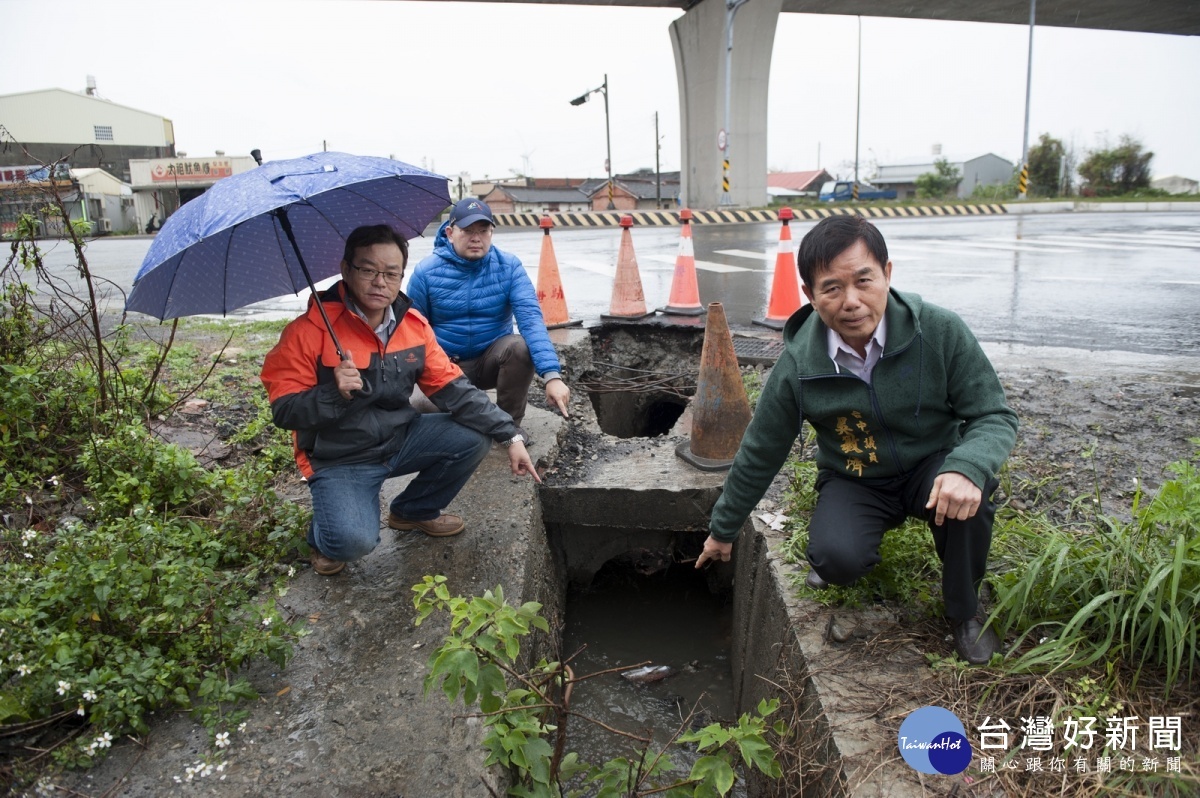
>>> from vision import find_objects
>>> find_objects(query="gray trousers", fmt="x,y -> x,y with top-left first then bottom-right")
412,334 -> 535,427
806,450 -> 996,621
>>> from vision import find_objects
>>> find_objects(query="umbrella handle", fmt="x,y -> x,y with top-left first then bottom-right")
274,206 -> 347,359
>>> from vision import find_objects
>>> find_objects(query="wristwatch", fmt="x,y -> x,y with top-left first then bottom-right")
501,433 -> 526,448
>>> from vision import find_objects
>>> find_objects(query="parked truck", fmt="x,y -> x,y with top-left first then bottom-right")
818,181 -> 897,202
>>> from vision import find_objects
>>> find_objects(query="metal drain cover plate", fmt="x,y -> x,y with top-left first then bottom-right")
732,337 -> 784,366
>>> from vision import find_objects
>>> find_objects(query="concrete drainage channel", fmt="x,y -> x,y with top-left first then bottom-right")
530,323 -> 849,796
536,324 -> 940,797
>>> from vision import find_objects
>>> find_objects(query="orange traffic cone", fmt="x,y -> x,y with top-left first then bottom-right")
535,216 -> 582,329
753,206 -> 805,330
600,215 -> 655,322
658,208 -> 704,316
676,302 -> 753,471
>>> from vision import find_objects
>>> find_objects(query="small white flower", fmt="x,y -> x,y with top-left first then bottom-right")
94,732 -> 113,749
287,566 -> 296,578
262,617 -> 272,627
83,689 -> 97,702
215,731 -> 230,748
56,680 -> 71,695
24,495 -> 32,505
23,552 -> 32,559
22,529 -> 37,542
77,706 -> 85,716
17,664 -> 31,676
48,476 -> 59,487
237,721 -> 247,733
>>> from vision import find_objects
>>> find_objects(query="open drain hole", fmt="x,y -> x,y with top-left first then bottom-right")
561,554 -> 736,783
586,390 -> 688,438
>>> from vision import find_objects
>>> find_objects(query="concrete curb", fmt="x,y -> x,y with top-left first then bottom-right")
493,204 -> 1007,228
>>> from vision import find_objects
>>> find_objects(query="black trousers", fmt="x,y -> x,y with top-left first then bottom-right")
806,450 -> 997,621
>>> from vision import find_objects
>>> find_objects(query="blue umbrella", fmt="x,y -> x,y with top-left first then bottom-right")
126,151 -> 450,356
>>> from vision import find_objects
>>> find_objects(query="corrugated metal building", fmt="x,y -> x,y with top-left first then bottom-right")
0,86 -> 175,183
873,153 -> 1015,199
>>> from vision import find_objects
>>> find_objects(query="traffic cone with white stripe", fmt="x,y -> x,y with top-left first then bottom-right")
658,208 -> 704,316
676,302 -> 752,471
753,206 -> 804,330
535,216 -> 582,329
601,215 -> 655,321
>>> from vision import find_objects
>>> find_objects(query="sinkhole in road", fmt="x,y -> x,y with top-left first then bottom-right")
579,324 -> 704,439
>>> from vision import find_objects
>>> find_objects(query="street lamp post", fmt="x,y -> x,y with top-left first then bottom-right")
570,75 -> 615,210
722,0 -> 750,207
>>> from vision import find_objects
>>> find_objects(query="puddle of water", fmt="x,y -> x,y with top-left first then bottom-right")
560,559 -> 736,784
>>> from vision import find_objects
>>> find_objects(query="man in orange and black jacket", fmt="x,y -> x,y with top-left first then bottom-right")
261,225 -> 540,576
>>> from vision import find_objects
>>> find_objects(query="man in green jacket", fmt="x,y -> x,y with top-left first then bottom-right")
696,215 -> 1017,664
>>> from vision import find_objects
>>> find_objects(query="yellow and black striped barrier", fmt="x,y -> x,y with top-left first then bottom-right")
492,204 -> 1006,228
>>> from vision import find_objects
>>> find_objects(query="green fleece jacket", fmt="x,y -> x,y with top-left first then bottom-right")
709,290 -> 1018,543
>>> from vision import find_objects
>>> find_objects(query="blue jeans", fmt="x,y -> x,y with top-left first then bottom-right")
305,414 -> 491,561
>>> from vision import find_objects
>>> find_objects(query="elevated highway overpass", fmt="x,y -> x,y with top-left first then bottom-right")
402,0 -> 1199,207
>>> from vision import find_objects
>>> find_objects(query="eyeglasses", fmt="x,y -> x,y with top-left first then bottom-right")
348,263 -> 403,284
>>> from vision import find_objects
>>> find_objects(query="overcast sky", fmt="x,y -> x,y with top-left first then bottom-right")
3,0 -> 1198,185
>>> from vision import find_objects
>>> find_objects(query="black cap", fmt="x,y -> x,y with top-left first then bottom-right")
447,198 -> 494,228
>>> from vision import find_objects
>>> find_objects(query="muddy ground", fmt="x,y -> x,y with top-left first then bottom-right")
23,321 -> 1200,797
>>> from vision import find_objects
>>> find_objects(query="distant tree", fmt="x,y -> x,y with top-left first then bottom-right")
970,170 -> 1019,201
1078,135 -> 1153,197
1026,133 -> 1070,197
915,158 -> 960,199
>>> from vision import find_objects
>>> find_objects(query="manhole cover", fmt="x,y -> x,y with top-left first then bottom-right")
733,337 -> 784,366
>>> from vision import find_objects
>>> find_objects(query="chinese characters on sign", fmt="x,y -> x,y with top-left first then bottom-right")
0,164 -> 71,184
149,159 -> 233,184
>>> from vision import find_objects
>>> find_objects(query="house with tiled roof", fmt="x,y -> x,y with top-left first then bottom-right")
767,169 -> 832,197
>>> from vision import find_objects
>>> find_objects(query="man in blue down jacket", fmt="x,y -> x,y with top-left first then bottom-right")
408,198 -> 570,443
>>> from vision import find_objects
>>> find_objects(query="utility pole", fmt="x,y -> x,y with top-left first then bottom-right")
655,111 -> 662,209
721,0 -> 750,207
854,16 -> 861,188
1018,0 -> 1036,199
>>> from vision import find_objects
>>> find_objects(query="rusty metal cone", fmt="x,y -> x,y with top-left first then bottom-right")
676,302 -> 752,471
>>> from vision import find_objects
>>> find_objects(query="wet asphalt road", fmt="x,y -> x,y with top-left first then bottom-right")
30,210 -> 1200,358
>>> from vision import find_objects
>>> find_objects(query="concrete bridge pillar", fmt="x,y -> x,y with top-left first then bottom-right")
670,0 -> 781,209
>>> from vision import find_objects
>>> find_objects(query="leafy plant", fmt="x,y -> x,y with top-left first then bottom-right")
412,575 -> 784,797
915,158 -> 961,200
1026,132 -> 1072,197
988,445 -> 1200,696
1078,135 -> 1153,197
0,189 -> 311,786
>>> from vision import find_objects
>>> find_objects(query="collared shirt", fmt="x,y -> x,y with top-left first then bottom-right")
826,316 -> 887,384
345,297 -> 396,345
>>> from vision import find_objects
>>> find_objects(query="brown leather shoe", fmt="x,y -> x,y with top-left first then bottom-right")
310,550 -> 345,576
387,512 -> 465,537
